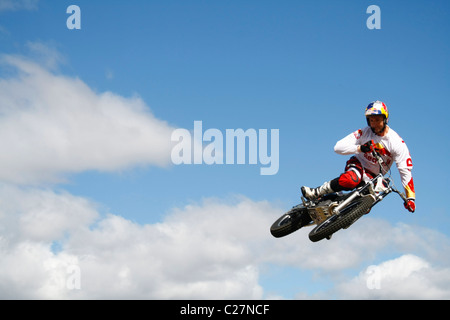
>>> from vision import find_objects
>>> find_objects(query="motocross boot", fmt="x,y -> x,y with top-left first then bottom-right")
301,181 -> 334,200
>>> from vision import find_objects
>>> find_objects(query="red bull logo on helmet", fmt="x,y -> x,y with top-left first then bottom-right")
365,101 -> 389,120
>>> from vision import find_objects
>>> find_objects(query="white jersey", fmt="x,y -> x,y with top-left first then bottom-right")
334,126 -> 415,200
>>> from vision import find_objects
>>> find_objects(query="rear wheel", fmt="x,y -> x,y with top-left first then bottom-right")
308,195 -> 375,242
270,206 -> 312,238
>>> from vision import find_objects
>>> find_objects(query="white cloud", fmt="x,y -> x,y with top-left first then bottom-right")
63,197 -> 277,299
337,254 -> 450,299
0,184 -> 96,299
0,54 -> 175,184
1,184 -> 450,299
24,41 -> 67,71
0,187 -> 277,299
264,215 -> 450,299
0,0 -> 38,12
0,184 -> 98,243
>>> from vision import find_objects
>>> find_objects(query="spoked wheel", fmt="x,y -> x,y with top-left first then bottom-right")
308,195 -> 375,242
270,205 -> 312,238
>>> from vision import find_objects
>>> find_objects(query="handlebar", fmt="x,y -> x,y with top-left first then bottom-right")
371,149 -> 408,205
392,187 -> 408,203
371,149 -> 387,175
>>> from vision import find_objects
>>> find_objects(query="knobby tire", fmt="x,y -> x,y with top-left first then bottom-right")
308,195 -> 375,242
270,206 -> 310,238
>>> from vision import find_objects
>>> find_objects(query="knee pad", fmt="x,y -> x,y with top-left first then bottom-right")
337,169 -> 362,190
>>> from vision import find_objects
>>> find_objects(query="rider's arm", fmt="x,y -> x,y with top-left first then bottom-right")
394,141 -> 415,201
334,129 -> 365,155
394,139 -> 415,212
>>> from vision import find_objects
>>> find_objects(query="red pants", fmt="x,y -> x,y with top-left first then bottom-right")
330,156 -> 375,192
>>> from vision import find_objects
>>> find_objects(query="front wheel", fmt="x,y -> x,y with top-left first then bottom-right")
270,205 -> 312,238
308,195 -> 375,242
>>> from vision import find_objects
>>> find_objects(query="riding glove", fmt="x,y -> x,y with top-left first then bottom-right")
360,140 -> 374,153
404,199 -> 415,213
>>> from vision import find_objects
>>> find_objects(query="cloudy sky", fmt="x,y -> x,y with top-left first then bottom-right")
0,0 -> 449,299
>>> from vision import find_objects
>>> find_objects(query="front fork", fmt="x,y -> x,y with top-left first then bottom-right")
331,175 -> 380,215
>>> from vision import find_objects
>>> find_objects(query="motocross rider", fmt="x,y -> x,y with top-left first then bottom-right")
301,101 -> 416,213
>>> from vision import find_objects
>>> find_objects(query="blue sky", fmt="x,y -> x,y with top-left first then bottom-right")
0,0 -> 449,299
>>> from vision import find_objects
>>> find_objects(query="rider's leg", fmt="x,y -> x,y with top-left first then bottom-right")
301,181 -> 333,200
301,157 -> 365,200
301,180 -> 334,200
330,167 -> 362,192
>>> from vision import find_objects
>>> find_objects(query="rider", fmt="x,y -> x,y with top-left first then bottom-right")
301,101 -> 416,213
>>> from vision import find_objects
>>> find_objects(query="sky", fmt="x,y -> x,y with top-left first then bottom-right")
0,0 -> 449,299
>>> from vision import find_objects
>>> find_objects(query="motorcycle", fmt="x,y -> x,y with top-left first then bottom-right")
270,149 -> 408,242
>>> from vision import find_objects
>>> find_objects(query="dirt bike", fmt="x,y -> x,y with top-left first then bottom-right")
270,149 -> 408,242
